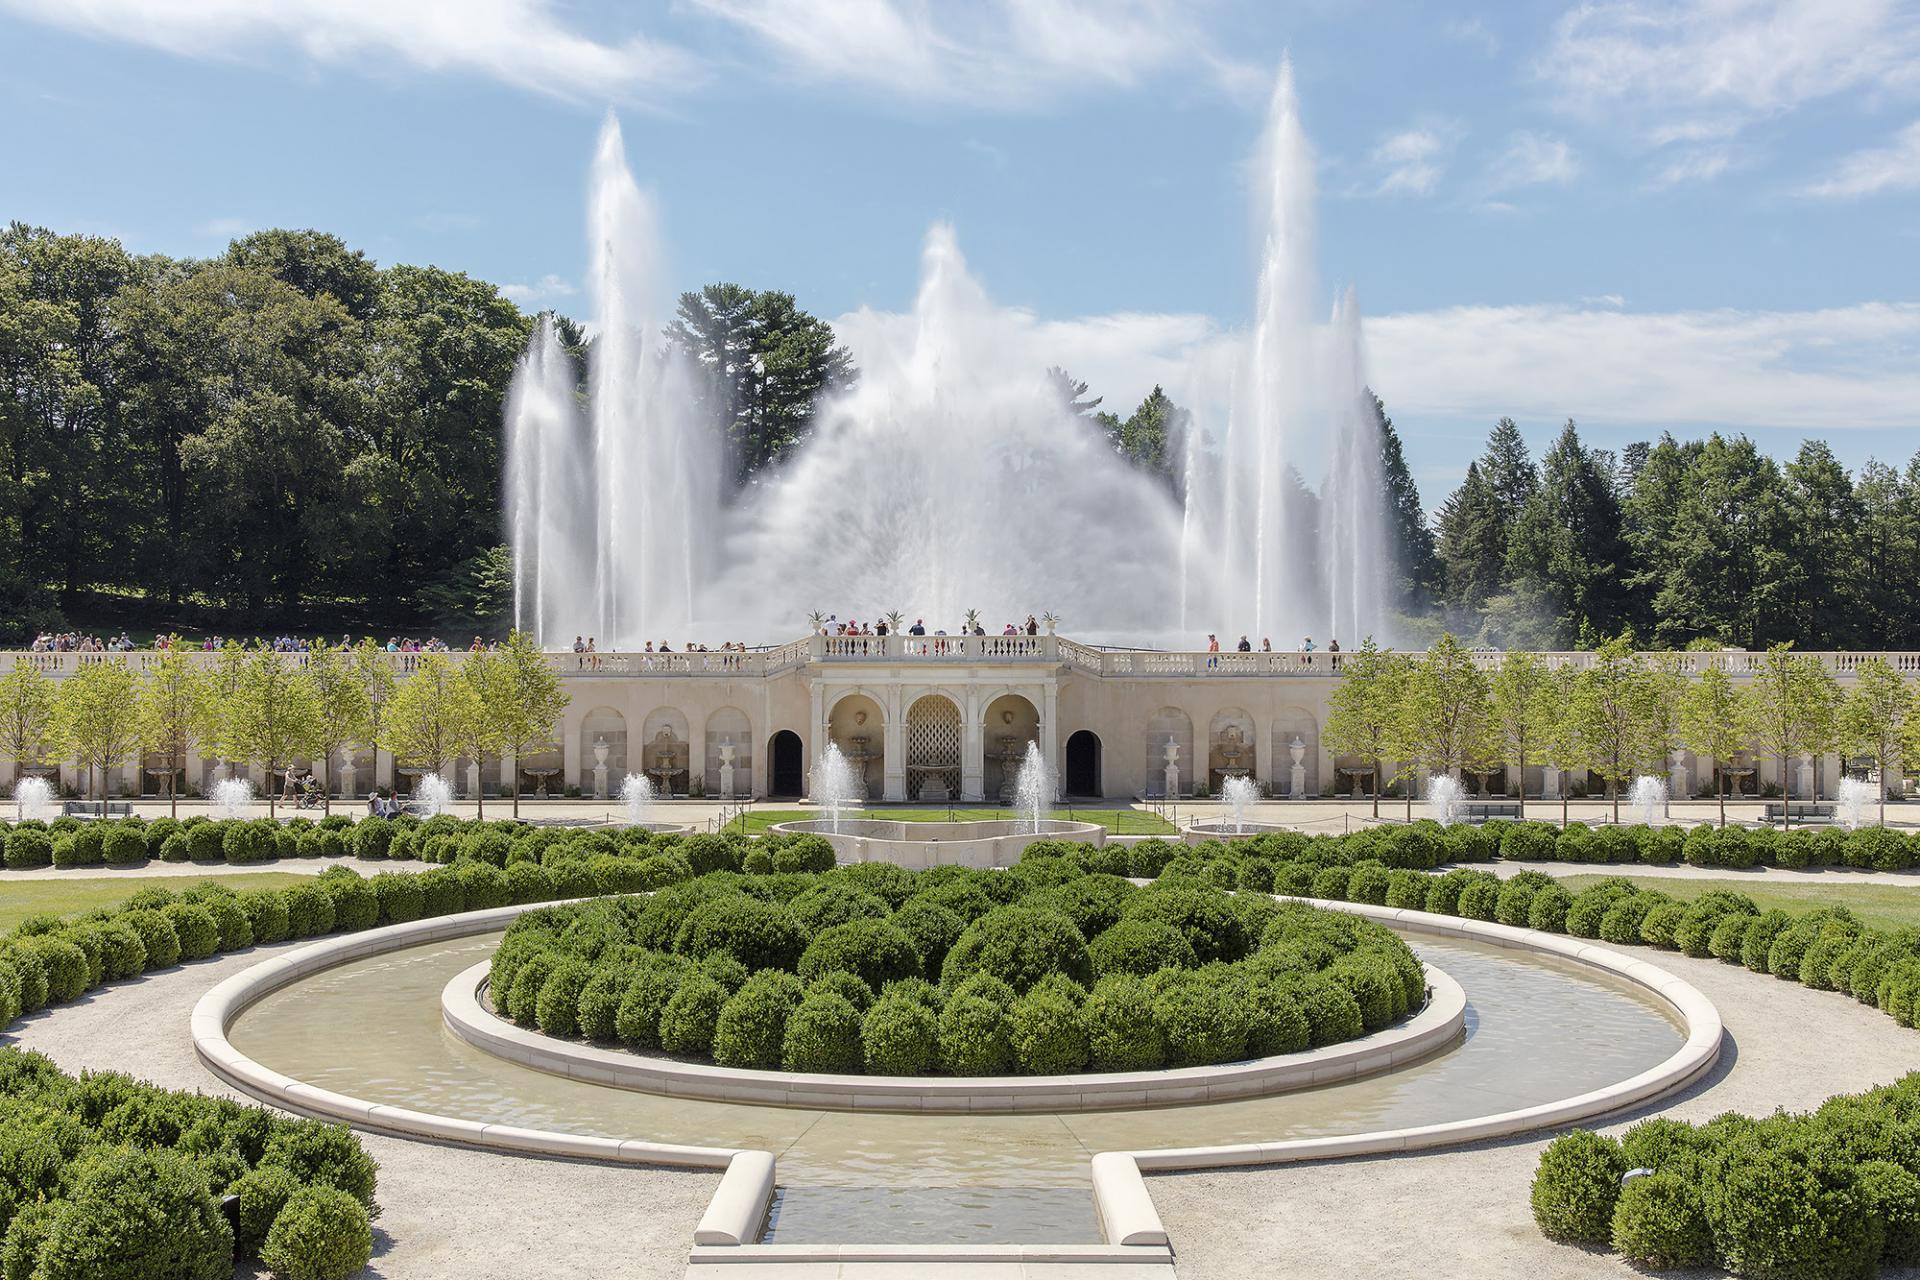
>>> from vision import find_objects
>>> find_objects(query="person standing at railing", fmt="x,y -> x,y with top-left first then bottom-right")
1236,635 -> 1252,652
1301,636 -> 1315,667
1329,638 -> 1341,671
1206,634 -> 1220,670
1025,615 -> 1039,636
1261,637 -> 1271,652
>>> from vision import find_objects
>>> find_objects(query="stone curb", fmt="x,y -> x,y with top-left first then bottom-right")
442,961 -> 1465,1114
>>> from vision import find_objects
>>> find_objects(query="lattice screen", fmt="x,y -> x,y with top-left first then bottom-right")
906,695 -> 962,800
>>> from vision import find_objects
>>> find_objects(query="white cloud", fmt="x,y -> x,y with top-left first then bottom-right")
1368,126 -> 1455,197
1443,16 -> 1501,56
685,0 -> 1253,107
501,274 -> 577,304
1367,301 -> 1920,431
1651,144 -> 1740,186
1486,130 -> 1579,190
0,0 -> 705,103
1802,119 -> 1920,197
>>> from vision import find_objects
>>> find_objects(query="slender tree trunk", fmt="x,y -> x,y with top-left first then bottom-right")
1516,751 -> 1526,821
512,750 -> 521,821
1780,751 -> 1790,832
1369,754 -> 1379,820
1562,783 -> 1569,828
475,765 -> 485,821
1717,771 -> 1726,829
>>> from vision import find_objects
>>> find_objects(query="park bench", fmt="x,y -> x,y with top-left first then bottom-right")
1457,801 -> 1522,823
62,800 -> 133,819
1763,801 -> 1834,825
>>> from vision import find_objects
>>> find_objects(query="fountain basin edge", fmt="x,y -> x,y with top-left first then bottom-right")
770,817 -> 1106,870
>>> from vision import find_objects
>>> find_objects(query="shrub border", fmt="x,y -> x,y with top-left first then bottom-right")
441,956 -> 1464,1113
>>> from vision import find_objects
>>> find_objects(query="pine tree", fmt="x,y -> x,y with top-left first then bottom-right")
1372,394 -> 1438,611
1646,435 -> 1787,648
1479,417 -> 1537,513
1505,421 -> 1630,645
1781,441 -> 1865,647
1435,462 -> 1507,611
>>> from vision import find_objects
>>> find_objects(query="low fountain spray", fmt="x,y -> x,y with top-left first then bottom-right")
211,776 -> 255,821
1220,775 -> 1259,835
810,743 -> 858,835
1426,775 -> 1463,827
619,773 -> 656,828
415,774 -> 453,819
1013,741 -> 1056,835
12,776 -> 55,822
1836,777 -> 1876,831
1627,775 -> 1669,826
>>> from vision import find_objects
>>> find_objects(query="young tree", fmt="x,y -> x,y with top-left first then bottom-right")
1742,644 -> 1842,830
199,640 -> 252,779
448,650 -> 506,819
351,638 -> 396,792
379,653 -> 481,796
1322,639 -> 1408,820
135,643 -> 210,816
1566,635 -> 1652,823
304,642 -> 371,816
1400,634 -> 1494,804
53,659 -> 140,803
0,663 -> 61,789
1679,663 -> 1748,828
1538,664 -> 1583,827
1638,654 -> 1690,812
1488,650 -> 1553,820
227,649 -> 324,819
469,631 -> 569,818
1838,657 -> 1912,826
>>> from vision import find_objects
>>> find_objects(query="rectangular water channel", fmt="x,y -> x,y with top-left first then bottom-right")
760,1186 -> 1102,1245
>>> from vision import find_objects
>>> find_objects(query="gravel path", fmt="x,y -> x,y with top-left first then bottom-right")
1149,946 -> 1920,1279
2,942 -> 716,1280
1479,858 -> 1920,886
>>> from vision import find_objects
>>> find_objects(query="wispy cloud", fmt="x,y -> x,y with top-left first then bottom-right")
1536,0 -> 1920,182
501,274 -> 577,304
1486,130 -> 1579,191
1802,119 -> 1920,198
1366,124 -> 1458,197
199,216 -> 252,239
685,0 -> 1255,108
0,0 -> 706,104
1442,16 -> 1500,57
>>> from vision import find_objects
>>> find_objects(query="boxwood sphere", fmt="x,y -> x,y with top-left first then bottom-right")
941,907 -> 1093,993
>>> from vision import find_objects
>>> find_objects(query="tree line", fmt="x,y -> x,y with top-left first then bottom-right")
1324,635 -> 1919,828
0,633 -> 567,816
1419,419 -> 1920,650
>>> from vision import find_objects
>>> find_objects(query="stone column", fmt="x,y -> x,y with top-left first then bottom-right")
961,688 -> 984,802
1041,683 -> 1060,800
882,686 -> 906,802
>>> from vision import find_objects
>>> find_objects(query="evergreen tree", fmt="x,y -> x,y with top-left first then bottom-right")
1114,386 -> 1184,496
1505,421 -> 1630,645
1780,441 -> 1865,647
1372,394 -> 1438,610
1855,457 -> 1920,649
1479,417 -> 1537,513
1435,462 -> 1507,611
1645,435 -> 1787,648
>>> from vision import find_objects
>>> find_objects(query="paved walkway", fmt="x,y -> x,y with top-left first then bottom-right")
0,855 -> 433,882
1150,946 -> 1920,1278
1479,858 -> 1920,887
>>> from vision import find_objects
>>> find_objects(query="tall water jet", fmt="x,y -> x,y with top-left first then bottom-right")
1836,776 -> 1876,831
619,773 -> 656,828
1013,741 -> 1056,835
1180,58 -> 1393,647
1627,775 -> 1668,826
13,775 -> 55,822
504,113 -> 714,647
809,743 -> 858,835
1426,775 -> 1463,827
211,777 -> 254,821
415,774 -> 453,819
1220,774 -> 1259,834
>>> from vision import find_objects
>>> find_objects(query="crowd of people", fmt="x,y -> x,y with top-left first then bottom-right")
814,614 -> 1045,638
569,636 -> 755,670
28,631 -> 136,652
1204,633 -> 1344,669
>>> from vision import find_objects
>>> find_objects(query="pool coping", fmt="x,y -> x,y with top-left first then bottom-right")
441,959 -> 1465,1114
189,893 -> 1720,1267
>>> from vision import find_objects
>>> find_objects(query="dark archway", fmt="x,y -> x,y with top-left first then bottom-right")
1065,730 -> 1101,798
768,731 -> 804,798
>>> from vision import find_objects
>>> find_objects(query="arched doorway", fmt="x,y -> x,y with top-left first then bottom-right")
981,693 -> 1040,801
906,694 -> 962,801
768,731 -> 803,798
1065,731 -> 1101,797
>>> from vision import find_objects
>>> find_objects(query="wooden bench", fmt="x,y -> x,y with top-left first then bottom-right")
1763,801 -> 1835,825
1458,801 -> 1522,823
62,800 -> 134,819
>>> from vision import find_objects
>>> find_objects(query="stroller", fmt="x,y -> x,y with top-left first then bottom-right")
294,774 -> 324,809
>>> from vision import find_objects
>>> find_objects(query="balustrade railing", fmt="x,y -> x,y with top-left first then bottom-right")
4,644 -> 1918,680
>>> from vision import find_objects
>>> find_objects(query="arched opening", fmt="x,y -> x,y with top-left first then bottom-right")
579,706 -> 629,799
982,693 -> 1040,802
827,692 -> 885,799
639,708 -> 690,797
1207,707 -> 1255,795
1065,730 -> 1102,797
767,731 -> 804,798
906,694 -> 962,801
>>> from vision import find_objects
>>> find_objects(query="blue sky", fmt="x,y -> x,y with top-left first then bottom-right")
3,0 -> 1917,507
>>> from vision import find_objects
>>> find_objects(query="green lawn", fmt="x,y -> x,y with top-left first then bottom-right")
1555,873 -> 1920,932
724,807 -> 1177,836
0,872 -> 318,934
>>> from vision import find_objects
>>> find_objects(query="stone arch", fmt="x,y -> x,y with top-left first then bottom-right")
1270,706 -> 1320,799
513,736 -> 561,799
579,706 -> 629,799
1065,730 -> 1102,798
827,692 -> 885,800
637,707 -> 689,796
767,730 -> 804,798
1207,707 -> 1256,794
982,693 -> 1041,802
1144,707 -> 1194,799
906,693 -> 962,801
704,707 -> 753,798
